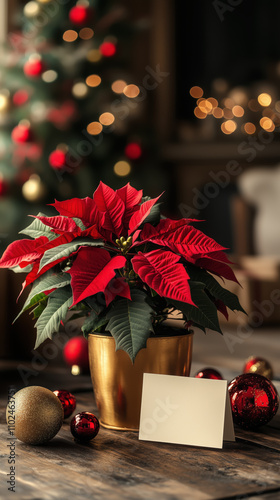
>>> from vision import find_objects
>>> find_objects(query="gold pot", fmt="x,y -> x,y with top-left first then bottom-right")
88,332 -> 193,431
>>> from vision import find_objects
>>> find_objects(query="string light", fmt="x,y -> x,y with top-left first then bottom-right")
221,120 -> 237,134
79,28 -> 94,40
0,91 -> 9,112
99,112 -> 115,126
223,98 -> 235,109
123,84 -> 140,98
87,122 -> 103,135
22,175 -> 45,202
63,30 -> 78,42
113,161 -> 131,176
190,86 -> 203,98
72,82 -> 88,98
223,108 -> 233,119
111,80 -> 127,94
207,97 -> 218,108
232,105 -> 244,117
258,93 -> 272,107
260,117 -> 275,131
244,122 -> 256,135
42,70 -> 58,83
86,74 -> 101,87
198,99 -> 212,114
212,107 -> 223,118
194,107 -> 207,119
24,1 -> 40,17
87,49 -> 102,63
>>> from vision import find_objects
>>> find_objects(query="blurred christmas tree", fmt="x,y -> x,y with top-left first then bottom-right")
0,0 -> 163,249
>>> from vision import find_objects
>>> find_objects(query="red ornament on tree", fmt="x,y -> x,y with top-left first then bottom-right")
69,5 -> 92,25
24,57 -> 45,78
53,390 -> 76,419
63,336 -> 89,374
70,412 -> 100,441
13,90 -> 29,107
195,368 -> 223,380
243,356 -> 273,380
49,150 -> 68,170
228,373 -> 279,430
125,143 -> 142,160
11,122 -> 32,143
99,41 -> 117,58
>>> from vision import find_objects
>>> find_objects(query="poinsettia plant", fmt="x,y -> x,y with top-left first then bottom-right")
0,182 -> 245,361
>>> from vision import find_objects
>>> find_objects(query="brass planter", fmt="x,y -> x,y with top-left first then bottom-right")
88,332 -> 193,431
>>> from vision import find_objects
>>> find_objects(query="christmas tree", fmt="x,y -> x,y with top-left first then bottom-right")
0,0 -> 163,250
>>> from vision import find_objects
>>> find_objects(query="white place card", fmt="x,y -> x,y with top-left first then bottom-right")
139,374 -> 235,449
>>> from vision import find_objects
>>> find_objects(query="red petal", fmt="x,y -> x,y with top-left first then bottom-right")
93,181 -> 125,237
104,277 -> 131,307
32,215 -> 79,234
197,257 -> 239,283
128,194 -> 163,235
51,197 -> 104,228
132,249 -> 195,306
37,233 -> 75,254
68,247 -> 126,305
116,183 -> 143,226
0,236 -> 48,268
81,225 -> 103,239
214,299 -> 229,320
141,218 -> 194,241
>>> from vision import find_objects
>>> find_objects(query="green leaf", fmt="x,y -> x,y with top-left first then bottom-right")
14,271 -> 71,323
31,299 -> 48,320
82,312 -> 108,337
39,239 -> 104,272
73,218 -> 87,231
186,264 -> 246,314
105,289 -> 154,362
34,286 -> 73,349
19,213 -> 57,240
171,282 -> 222,333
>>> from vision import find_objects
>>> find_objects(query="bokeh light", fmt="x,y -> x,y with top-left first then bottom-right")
123,84 -> 140,98
72,82 -> 88,98
114,161 -> 131,177
111,80 -> 127,94
86,74 -> 101,87
99,112 -> 115,126
221,120 -> 237,134
79,28 -> 94,40
190,86 -> 203,98
258,93 -> 272,107
63,30 -> 78,42
87,122 -> 103,135
232,105 -> 244,117
244,122 -> 256,134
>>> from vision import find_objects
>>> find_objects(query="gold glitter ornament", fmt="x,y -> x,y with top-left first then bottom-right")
243,356 -> 274,380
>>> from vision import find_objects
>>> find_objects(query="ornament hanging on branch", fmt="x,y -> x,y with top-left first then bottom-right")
11,121 -> 32,143
99,41 -> 117,58
69,4 -> 93,25
125,142 -> 142,160
228,373 -> 279,430
49,147 -> 68,171
24,55 -> 46,79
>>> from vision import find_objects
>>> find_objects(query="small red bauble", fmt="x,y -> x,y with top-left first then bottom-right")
13,90 -> 29,106
53,390 -> 76,419
70,412 -> 100,441
63,336 -> 89,373
125,143 -> 142,160
195,368 -> 223,380
228,373 -> 279,430
11,124 -> 32,143
24,58 -> 45,78
69,5 -> 92,25
99,41 -> 117,58
243,356 -> 273,380
49,150 -> 67,170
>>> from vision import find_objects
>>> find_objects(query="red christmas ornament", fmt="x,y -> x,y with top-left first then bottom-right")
13,90 -> 29,107
243,356 -> 273,380
69,5 -> 92,25
99,41 -> 117,58
49,150 -> 68,170
228,373 -> 279,430
63,336 -> 89,374
11,123 -> 32,143
195,368 -> 223,380
70,412 -> 100,441
124,143 -> 142,160
53,390 -> 76,419
24,58 -> 45,78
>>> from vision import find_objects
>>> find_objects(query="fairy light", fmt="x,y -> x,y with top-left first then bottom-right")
194,107 -> 207,119
22,175 -> 45,202
63,30 -> 78,42
244,122 -> 256,135
24,1 -> 40,17
232,105 -> 244,117
223,108 -> 234,119
213,107 -> 223,118
221,120 -> 237,134
190,86 -> 203,98
260,117 -> 274,131
72,82 -> 88,98
223,98 -> 235,109
79,28 -> 94,40
198,99 -> 212,114
258,93 -> 272,107
111,80 -> 127,94
113,161 -> 131,176
123,84 -> 140,98
42,70 -> 58,83
99,112 -> 115,126
87,122 -> 103,135
87,49 -> 102,63
86,74 -> 101,87
207,97 -> 218,108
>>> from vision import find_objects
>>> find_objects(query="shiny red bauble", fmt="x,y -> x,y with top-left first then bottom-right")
228,373 -> 279,430
124,142 -> 142,160
243,356 -> 273,380
49,150 -> 67,170
195,368 -> 223,380
24,58 -> 45,78
11,124 -> 32,143
63,336 -> 89,373
53,390 -> 76,419
70,412 -> 100,441
69,6 -> 92,25
13,90 -> 29,107
99,41 -> 117,58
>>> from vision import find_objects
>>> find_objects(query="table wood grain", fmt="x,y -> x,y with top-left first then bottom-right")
1,328 -> 280,500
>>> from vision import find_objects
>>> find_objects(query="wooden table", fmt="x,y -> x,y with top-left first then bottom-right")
1,328 -> 280,500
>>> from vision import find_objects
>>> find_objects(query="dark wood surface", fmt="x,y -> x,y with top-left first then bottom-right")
1,328 -> 280,500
